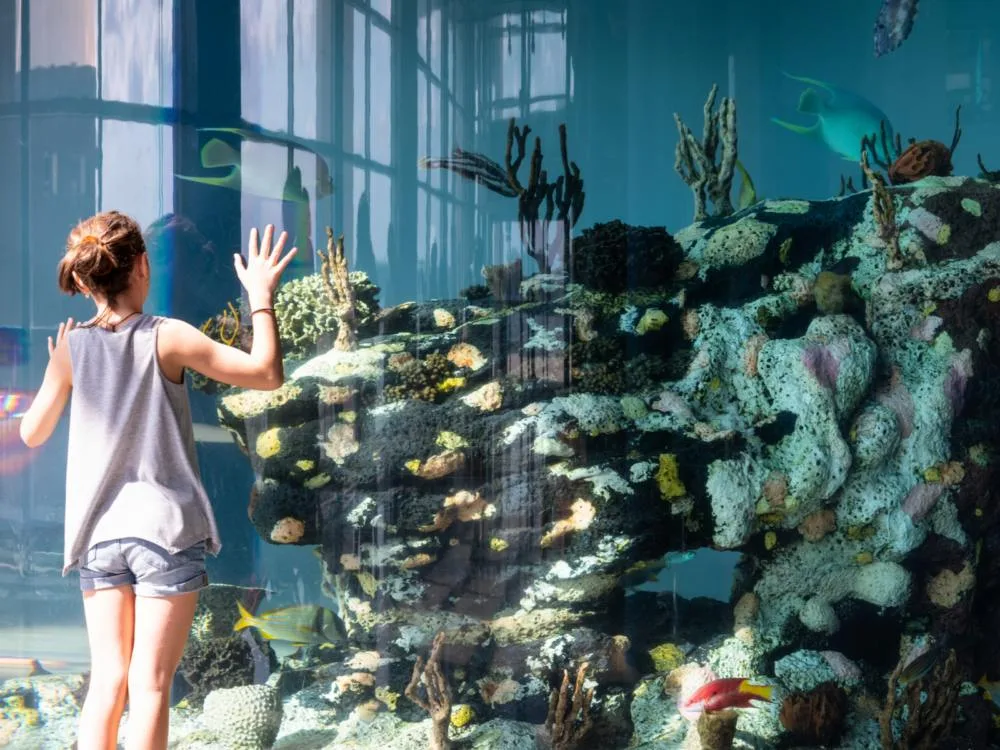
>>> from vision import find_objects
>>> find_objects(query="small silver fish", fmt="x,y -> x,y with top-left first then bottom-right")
874,0 -> 919,58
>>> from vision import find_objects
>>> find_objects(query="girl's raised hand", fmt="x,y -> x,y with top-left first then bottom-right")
233,225 -> 298,306
48,318 -> 75,358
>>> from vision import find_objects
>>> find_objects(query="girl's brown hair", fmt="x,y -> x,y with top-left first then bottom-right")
58,210 -> 146,303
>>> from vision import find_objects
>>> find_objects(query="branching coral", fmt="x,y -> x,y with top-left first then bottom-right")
544,663 -> 594,750
273,271 -> 379,359
317,227 -> 359,352
404,632 -> 452,750
860,151 -> 904,270
504,119 -> 586,273
674,83 -> 739,221
879,647 -> 960,749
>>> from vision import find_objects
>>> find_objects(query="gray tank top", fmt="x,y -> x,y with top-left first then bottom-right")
62,313 -> 221,574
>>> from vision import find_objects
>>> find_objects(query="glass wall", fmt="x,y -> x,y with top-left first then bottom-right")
1,0 -> 999,747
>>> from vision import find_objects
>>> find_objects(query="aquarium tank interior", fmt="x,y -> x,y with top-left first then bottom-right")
3,0 -> 1000,747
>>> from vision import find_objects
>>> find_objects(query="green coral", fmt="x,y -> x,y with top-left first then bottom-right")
274,271 -> 380,359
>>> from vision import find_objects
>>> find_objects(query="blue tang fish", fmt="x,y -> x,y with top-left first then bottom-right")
771,74 -> 896,164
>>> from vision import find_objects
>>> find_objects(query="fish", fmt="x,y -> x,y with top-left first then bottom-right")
621,550 -> 697,591
978,675 -> 1000,709
679,677 -> 774,719
419,147 -> 519,198
199,126 -> 335,199
735,160 -> 759,210
772,74 -> 895,163
874,0 -> 919,58
233,600 -> 347,647
897,643 -> 944,685
176,138 -> 334,202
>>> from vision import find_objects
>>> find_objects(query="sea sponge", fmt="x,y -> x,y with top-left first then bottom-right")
656,454 -> 686,500
270,517 -> 305,544
648,643 -> 686,673
255,428 -> 282,459
779,681 -> 848,746
201,684 -> 283,749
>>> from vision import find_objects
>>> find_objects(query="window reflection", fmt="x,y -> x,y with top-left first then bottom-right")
100,0 -> 173,106
22,0 -> 97,73
240,0 -> 289,131
489,8 -> 571,119
292,0 -> 318,138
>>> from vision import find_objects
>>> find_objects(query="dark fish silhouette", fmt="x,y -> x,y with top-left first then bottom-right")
419,148 -> 519,197
874,0 -> 919,57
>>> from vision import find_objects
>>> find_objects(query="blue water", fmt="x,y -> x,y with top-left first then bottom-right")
0,1 -> 996,747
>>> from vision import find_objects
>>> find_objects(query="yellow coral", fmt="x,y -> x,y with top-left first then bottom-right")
764,531 -> 778,551
304,473 -> 332,489
255,427 -> 282,458
636,308 -> 668,334
656,454 -> 686,500
295,459 -> 315,471
923,466 -> 942,483
989,288 -> 1000,303
450,703 -> 475,729
855,551 -> 874,565
404,459 -> 421,474
648,642 -> 685,673
437,376 -> 467,393
489,537 -> 509,552
340,410 -> 357,424
436,431 -> 469,449
375,686 -> 399,711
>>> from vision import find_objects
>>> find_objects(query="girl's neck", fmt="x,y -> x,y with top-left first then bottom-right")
93,305 -> 143,331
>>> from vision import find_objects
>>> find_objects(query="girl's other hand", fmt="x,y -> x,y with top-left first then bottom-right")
48,318 -> 74,358
233,225 -> 298,307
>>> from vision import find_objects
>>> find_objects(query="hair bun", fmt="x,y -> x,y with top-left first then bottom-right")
76,232 -> 118,269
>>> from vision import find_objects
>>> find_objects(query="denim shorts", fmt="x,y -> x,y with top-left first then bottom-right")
78,538 -> 209,597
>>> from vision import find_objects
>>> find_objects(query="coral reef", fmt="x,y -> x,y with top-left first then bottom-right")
196,174 -> 1000,749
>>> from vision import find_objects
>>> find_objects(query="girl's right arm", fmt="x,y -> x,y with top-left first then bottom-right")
157,225 -> 297,391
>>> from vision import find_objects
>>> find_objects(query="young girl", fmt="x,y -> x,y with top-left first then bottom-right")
19,210 -> 297,750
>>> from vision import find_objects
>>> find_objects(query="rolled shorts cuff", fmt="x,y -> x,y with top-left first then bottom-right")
78,538 -> 210,597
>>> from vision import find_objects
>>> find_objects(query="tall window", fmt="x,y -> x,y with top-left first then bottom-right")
342,0 -> 393,286
488,8 -> 572,121
416,0 -> 474,299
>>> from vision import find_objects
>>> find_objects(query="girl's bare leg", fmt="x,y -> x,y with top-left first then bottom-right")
123,591 -> 199,750
78,586 -> 135,750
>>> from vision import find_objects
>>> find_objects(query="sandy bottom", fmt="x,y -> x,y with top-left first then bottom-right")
0,624 -> 90,680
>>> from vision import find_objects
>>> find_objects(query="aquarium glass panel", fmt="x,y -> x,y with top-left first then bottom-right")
1,1 -> 999,748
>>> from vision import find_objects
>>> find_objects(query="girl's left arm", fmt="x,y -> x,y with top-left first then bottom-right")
19,318 -> 74,448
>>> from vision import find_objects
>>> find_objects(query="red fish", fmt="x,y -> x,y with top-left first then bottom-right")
679,677 -> 774,719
